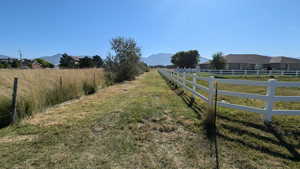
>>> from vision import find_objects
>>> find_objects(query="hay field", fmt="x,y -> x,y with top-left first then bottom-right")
0,68 -> 104,127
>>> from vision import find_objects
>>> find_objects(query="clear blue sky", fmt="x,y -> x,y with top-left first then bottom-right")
1,0 -> 300,59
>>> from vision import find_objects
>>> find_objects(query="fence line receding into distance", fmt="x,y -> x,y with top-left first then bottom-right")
159,69 -> 300,122
177,68 -> 300,76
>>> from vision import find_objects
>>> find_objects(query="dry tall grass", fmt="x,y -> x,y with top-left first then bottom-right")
0,68 -> 104,127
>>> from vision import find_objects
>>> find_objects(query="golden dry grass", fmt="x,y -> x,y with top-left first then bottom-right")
0,68 -> 104,127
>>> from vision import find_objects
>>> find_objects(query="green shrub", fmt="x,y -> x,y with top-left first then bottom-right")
0,97 -> 11,128
83,81 -> 97,95
104,37 -> 148,84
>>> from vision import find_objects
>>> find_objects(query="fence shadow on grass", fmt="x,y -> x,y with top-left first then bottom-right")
218,112 -> 300,161
164,79 -> 205,120
160,75 -> 300,162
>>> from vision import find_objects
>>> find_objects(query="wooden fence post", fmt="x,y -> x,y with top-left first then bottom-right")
93,72 -> 96,86
59,76 -> 63,89
11,77 -> 18,124
264,79 -> 277,122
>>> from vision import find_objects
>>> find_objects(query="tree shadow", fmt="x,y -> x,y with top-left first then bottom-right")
160,74 -> 300,162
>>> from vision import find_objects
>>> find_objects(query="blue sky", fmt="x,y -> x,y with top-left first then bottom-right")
0,0 -> 300,59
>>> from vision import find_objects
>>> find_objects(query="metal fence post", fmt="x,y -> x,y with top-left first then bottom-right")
264,79 -> 277,122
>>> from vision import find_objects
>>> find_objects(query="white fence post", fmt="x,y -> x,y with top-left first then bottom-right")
257,70 -> 259,76
192,73 -> 196,98
183,72 -> 186,87
208,76 -> 216,109
264,79 -> 277,122
296,71 -> 299,76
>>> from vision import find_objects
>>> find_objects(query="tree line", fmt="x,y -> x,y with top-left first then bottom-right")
171,50 -> 226,69
59,37 -> 149,84
0,58 -> 54,69
59,54 -> 104,68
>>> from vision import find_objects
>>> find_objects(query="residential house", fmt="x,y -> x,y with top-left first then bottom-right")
269,56 -> 300,70
199,54 -> 300,70
31,61 -> 42,69
224,54 -> 271,70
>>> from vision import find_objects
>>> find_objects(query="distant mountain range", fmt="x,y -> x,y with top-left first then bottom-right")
141,53 -> 173,66
0,55 -> 15,59
39,54 -> 63,65
141,53 -> 209,66
1,52 -> 210,66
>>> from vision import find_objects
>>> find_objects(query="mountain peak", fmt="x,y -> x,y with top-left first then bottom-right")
141,53 -> 173,66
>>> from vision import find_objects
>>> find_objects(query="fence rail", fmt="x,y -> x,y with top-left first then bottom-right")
176,68 -> 300,76
159,69 -> 300,121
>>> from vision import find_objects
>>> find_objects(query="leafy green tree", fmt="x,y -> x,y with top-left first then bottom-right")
210,52 -> 226,70
11,60 -> 21,68
171,50 -> 200,68
59,53 -> 76,68
104,37 -> 144,84
92,55 -> 104,68
34,58 -> 54,68
79,56 -> 94,68
0,62 -> 9,68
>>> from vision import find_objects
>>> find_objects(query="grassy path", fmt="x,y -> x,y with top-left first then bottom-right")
0,71 -> 299,169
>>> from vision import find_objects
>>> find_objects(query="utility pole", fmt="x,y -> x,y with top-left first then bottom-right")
18,49 -> 23,68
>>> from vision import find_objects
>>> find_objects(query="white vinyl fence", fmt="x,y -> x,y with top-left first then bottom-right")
159,69 -> 300,122
177,68 -> 300,76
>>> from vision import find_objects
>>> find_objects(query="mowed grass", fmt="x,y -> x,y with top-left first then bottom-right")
0,68 -> 103,127
0,70 -> 299,168
182,72 -> 300,168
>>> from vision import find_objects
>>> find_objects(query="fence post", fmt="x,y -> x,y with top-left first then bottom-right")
296,71 -> 299,76
208,76 -> 216,110
244,70 -> 247,75
257,70 -> 259,76
93,72 -> 96,87
192,73 -> 196,98
183,72 -> 186,87
11,77 -> 18,124
59,76 -> 63,89
264,79 -> 277,122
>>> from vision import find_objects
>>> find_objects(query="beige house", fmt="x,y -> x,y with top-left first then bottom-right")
200,54 -> 300,70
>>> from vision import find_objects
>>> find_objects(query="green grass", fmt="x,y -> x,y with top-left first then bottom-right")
0,70 -> 299,168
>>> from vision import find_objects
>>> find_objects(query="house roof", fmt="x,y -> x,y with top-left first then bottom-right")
269,56 -> 300,64
224,54 -> 271,64
200,61 -> 210,64
71,56 -> 80,61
